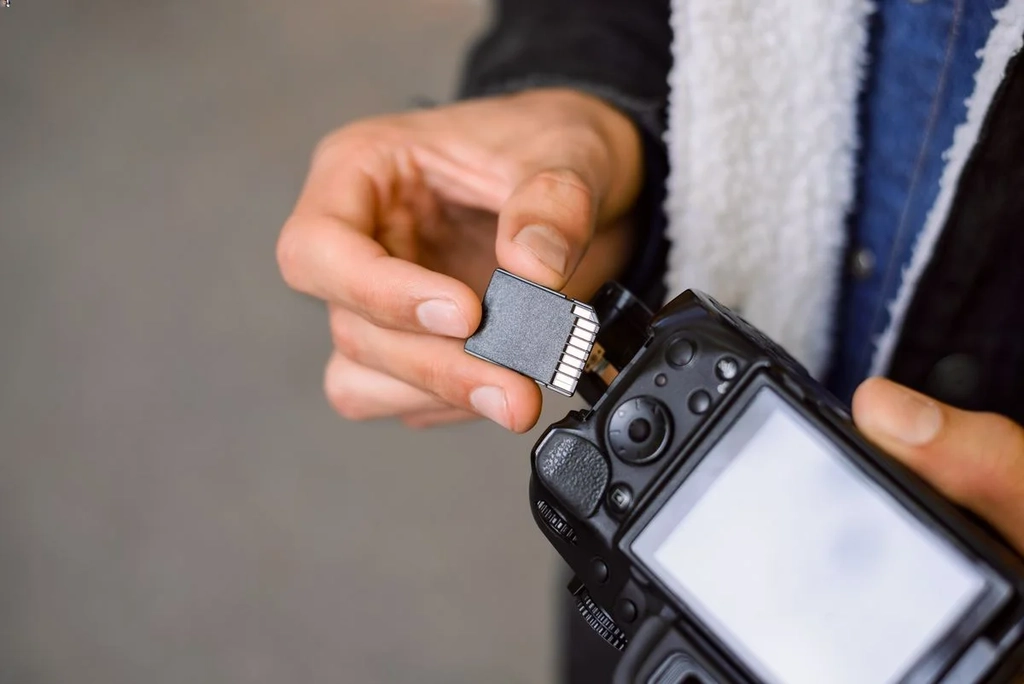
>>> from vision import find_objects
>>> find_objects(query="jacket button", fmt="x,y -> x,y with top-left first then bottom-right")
925,354 -> 981,404
848,247 -> 876,280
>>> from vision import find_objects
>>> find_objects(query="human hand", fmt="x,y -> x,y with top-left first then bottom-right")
853,377 -> 1024,553
277,89 -> 643,431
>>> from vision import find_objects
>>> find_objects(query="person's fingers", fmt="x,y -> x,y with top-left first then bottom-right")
853,377 -> 1024,552
323,350 -> 450,420
492,90 -> 644,291
329,306 -> 542,432
277,134 -> 482,337
322,349 -> 480,428
495,167 -> 597,291
278,213 -> 481,337
401,407 -> 479,430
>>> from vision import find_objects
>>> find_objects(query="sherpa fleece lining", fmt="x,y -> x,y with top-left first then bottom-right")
663,0 -> 875,378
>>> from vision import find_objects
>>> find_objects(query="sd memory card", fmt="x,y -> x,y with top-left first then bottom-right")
465,269 -> 600,397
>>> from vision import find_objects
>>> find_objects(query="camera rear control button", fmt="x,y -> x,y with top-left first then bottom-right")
628,418 -> 652,442
667,338 -> 696,368
927,353 -> 981,404
615,599 -> 638,624
608,397 -> 672,463
715,357 -> 739,380
591,558 -> 610,584
688,390 -> 712,414
608,484 -> 633,515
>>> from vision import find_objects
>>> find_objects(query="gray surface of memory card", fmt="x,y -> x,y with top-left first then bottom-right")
464,270 -> 599,396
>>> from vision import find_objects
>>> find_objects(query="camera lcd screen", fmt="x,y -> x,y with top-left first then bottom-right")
631,388 -> 995,684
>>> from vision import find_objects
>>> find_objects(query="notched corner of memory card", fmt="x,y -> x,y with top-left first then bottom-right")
464,269 -> 600,397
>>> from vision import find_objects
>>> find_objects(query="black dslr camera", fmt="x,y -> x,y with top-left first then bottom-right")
530,285 -> 1024,684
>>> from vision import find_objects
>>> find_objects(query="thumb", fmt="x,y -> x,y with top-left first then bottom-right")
495,167 -> 597,291
853,377 -> 1024,552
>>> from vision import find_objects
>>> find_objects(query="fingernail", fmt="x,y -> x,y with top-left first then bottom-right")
416,299 -> 469,337
512,224 -> 569,276
470,386 -> 511,429
872,385 -> 944,446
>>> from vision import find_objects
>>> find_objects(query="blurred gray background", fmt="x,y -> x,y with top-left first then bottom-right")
0,2 -> 569,682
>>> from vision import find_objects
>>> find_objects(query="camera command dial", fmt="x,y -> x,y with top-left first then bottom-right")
607,397 -> 672,464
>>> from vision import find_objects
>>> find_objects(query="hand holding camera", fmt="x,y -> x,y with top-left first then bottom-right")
519,283 -> 1024,684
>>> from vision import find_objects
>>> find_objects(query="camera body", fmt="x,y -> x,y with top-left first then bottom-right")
530,287 -> 1024,684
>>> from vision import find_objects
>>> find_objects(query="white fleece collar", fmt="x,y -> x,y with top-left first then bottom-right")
663,0 -> 874,378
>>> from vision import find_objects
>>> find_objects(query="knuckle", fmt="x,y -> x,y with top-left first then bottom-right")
275,220 -> 305,289
323,359 -> 372,421
947,463 -> 995,506
310,122 -> 394,173
310,130 -> 357,170
415,355 -> 453,400
348,276 -> 382,315
325,383 -> 367,421
533,168 -> 591,198
563,125 -> 609,161
530,168 -> 594,214
964,416 -> 1024,504
347,272 -> 400,325
329,313 -> 364,362
310,132 -> 339,167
